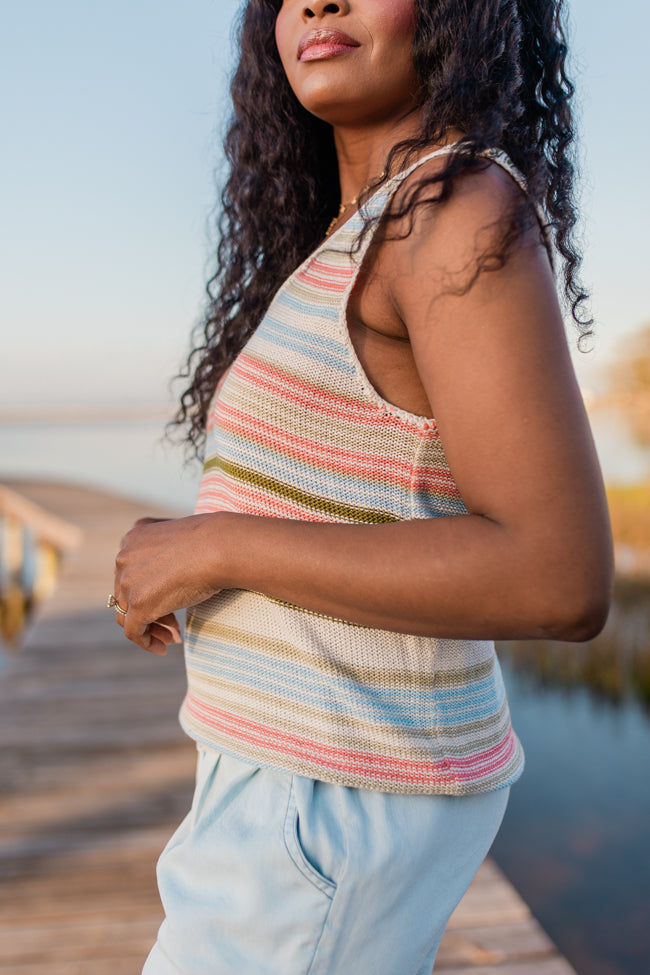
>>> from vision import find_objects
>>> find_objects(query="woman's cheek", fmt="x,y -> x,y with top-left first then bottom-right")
274,10 -> 293,78
369,0 -> 417,38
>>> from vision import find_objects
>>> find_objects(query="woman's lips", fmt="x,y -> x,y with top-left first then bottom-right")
298,29 -> 361,62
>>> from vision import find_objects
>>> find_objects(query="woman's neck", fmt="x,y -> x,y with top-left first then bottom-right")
332,116 -> 463,203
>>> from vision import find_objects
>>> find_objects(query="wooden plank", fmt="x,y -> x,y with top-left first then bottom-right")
435,962 -> 579,975
0,917 -> 161,961
436,919 -> 559,967
0,963 -> 156,975
444,860 -> 531,928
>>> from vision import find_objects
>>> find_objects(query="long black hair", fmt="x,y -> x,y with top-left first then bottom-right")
173,0 -> 589,455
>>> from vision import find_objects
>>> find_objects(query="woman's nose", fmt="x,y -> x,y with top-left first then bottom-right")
303,1 -> 350,19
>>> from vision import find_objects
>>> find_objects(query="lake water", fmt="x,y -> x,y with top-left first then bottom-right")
493,653 -> 650,975
1,412 -> 649,975
0,415 -> 201,514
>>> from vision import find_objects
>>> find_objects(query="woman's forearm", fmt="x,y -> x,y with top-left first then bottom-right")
211,509 -> 611,642
115,496 -> 612,653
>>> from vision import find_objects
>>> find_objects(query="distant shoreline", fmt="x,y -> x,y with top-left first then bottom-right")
0,403 -> 173,424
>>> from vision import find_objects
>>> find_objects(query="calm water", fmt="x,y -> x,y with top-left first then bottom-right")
2,413 -> 650,975
0,416 -> 200,513
493,654 -> 650,975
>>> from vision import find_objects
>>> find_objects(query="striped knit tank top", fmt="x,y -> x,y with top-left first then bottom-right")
181,146 -> 526,795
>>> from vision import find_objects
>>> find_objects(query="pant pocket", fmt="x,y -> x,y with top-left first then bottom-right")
283,778 -> 337,898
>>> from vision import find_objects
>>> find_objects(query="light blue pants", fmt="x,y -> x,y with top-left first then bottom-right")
143,747 -> 509,975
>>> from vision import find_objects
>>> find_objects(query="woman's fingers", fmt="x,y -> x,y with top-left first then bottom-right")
122,614 -> 164,655
117,609 -> 181,656
140,626 -> 169,656
153,612 -> 182,643
143,624 -> 171,656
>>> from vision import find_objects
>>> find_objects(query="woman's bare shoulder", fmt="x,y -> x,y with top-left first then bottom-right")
384,157 -> 612,599
389,155 -> 542,285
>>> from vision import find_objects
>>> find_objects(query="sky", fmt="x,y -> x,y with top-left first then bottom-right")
1,0 -> 648,408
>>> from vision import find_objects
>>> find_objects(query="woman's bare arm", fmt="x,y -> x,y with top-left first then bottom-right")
114,166 -> 613,653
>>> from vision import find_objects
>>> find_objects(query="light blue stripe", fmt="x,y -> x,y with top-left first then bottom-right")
209,426 -> 411,488
186,638 -> 504,717
270,284 -> 341,322
185,635 -> 503,728
209,438 -> 412,511
260,316 -> 355,376
263,313 -> 346,357
275,287 -> 340,324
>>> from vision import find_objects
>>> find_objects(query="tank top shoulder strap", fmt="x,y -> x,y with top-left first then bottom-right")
374,142 -> 550,256
474,147 -> 550,249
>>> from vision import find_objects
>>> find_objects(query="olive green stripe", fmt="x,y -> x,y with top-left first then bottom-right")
202,457 -> 399,524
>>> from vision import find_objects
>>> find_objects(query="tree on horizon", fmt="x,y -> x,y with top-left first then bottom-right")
603,321 -> 650,448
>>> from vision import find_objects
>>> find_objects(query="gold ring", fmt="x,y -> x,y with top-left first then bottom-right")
107,594 -> 128,617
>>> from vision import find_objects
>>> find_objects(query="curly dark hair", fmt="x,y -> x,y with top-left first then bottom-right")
172,0 -> 590,456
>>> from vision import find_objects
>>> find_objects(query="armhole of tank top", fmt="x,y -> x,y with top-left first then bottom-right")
333,144 -> 553,428
332,146 -> 462,430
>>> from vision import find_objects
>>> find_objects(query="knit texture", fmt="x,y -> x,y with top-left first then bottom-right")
180,146 -> 526,795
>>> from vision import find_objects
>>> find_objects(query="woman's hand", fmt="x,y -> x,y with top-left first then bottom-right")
112,514 -> 223,655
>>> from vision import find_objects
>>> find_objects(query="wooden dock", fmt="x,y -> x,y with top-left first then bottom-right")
0,480 -> 579,974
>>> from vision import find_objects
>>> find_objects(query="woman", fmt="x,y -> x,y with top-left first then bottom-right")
112,1 -> 613,972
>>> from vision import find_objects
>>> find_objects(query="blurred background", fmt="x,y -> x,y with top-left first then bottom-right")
1,2 -> 649,974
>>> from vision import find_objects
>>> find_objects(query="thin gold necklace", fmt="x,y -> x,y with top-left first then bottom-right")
325,170 -> 387,238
